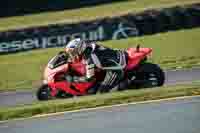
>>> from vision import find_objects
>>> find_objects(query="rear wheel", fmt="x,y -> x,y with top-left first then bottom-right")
37,85 -> 52,101
133,63 -> 165,88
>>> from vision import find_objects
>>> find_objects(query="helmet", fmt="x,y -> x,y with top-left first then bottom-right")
65,38 -> 81,50
65,38 -> 87,60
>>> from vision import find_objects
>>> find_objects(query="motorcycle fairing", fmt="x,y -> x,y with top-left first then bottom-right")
126,47 -> 152,70
45,58 -> 95,96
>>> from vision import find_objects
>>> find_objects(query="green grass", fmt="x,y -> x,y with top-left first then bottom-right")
0,28 -> 200,91
0,0 -> 199,32
0,83 -> 200,121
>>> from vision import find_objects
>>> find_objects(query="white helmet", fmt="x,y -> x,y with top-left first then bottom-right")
65,38 -> 83,60
65,38 -> 81,50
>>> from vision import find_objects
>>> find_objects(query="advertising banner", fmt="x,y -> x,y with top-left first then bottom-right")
0,3 -> 199,54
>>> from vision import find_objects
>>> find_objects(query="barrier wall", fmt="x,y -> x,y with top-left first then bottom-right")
0,3 -> 200,54
0,0 -> 125,17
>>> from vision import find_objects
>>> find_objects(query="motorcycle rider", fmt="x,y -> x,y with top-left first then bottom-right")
64,38 -> 127,93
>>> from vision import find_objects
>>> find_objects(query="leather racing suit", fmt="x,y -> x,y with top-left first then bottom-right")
66,41 -> 127,93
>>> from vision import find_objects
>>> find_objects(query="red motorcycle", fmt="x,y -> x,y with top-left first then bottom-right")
37,45 -> 165,100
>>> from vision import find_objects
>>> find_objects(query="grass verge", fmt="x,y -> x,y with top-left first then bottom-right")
0,83 -> 200,121
1,28 -> 200,91
0,0 -> 199,31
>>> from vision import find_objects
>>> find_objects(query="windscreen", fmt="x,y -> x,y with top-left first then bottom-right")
47,52 -> 68,69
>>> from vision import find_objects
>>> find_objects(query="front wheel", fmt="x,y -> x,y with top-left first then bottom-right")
133,63 -> 165,88
37,85 -> 52,101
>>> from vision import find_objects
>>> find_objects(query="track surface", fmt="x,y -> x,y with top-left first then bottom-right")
0,96 -> 200,133
1,68 -> 200,107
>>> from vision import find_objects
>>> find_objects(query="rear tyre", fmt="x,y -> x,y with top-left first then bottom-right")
37,85 -> 52,101
134,63 -> 165,88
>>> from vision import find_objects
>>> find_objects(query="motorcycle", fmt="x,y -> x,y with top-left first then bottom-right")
37,45 -> 165,100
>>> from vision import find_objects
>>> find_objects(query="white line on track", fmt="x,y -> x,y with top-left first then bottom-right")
0,95 -> 200,124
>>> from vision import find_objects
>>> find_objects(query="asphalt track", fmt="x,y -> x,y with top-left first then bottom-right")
0,96 -> 200,133
1,68 -> 200,107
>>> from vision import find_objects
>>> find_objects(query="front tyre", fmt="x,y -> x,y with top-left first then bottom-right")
135,63 -> 165,88
37,85 -> 52,101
